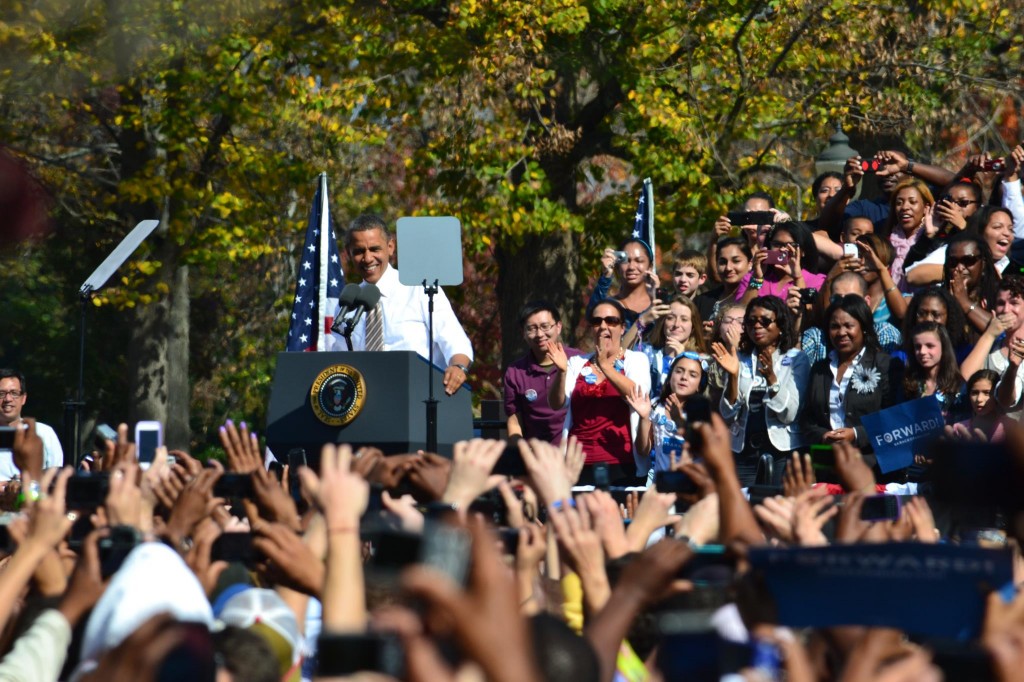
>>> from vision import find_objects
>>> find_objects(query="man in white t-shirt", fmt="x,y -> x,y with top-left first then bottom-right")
0,369 -> 63,481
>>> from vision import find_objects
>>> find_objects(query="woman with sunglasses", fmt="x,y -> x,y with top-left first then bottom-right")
943,232 -> 1001,334
547,299 -> 652,485
711,296 -> 809,486
906,205 -> 1014,287
628,352 -> 709,473
802,295 -> 894,458
642,296 -> 707,396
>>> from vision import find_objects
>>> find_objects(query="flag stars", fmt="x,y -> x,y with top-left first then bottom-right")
298,278 -> 306,287
302,261 -> 312,270
330,254 -> 338,264
307,243 -> 316,252
304,317 -> 312,326
300,334 -> 308,344
330,278 -> 339,287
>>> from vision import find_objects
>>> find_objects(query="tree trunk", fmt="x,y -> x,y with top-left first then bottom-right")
127,251 -> 190,449
495,230 -> 581,370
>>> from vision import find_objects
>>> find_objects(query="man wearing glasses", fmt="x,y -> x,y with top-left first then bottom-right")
0,368 -> 63,481
503,302 -> 583,444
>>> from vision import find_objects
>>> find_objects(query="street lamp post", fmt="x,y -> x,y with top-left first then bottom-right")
815,124 -> 859,177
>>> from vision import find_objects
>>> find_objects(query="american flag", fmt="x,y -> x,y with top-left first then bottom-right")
631,176 -> 655,255
286,173 -> 343,351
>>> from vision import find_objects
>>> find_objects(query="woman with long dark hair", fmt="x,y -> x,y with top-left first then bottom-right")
901,322 -> 965,420
588,238 -> 656,332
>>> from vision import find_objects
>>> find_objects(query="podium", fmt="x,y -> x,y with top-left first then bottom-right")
265,351 -> 473,466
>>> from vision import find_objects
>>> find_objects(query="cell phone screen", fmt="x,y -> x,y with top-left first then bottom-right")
210,533 -> 258,563
859,494 -> 901,521
317,633 -> 405,678
0,426 -> 15,450
655,470 -> 699,494
726,211 -> 775,226
809,444 -> 836,468
137,428 -> 160,464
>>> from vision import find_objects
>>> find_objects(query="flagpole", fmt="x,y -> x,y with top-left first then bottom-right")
315,173 -> 330,351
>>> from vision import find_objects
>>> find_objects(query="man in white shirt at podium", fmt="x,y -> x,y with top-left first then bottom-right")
332,214 -> 474,395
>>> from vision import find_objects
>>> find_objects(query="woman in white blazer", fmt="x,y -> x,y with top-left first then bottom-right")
711,295 -> 810,486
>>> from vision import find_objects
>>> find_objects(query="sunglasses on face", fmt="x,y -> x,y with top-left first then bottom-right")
744,315 -> 776,328
589,315 -> 623,327
948,255 -> 980,269
942,195 -> 978,208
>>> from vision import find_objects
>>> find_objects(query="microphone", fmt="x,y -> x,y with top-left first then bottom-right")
331,284 -> 361,335
343,283 -> 382,337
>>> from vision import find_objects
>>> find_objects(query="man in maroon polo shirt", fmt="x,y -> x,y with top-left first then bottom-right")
503,301 -> 583,444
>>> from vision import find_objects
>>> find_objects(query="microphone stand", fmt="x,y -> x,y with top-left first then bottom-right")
423,278 -> 439,453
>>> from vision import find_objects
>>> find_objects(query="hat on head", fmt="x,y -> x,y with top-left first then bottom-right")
217,588 -> 301,675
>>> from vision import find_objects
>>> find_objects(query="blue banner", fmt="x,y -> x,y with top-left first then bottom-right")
861,395 -> 945,473
749,543 -> 1012,640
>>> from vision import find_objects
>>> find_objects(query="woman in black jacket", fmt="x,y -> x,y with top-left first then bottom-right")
802,295 -> 896,452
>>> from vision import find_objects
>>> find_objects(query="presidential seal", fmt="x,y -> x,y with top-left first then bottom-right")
310,364 -> 366,426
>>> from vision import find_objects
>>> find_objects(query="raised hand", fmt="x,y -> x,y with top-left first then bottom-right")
713,216 -> 732,238
402,517 -> 542,682
218,419 -> 262,474
792,488 -> 836,547
563,435 -> 586,487
844,156 -> 864,189
904,496 -> 939,543
299,443 -> 369,531
753,495 -> 797,544
833,441 -> 876,493
253,521 -> 324,597
580,491 -> 631,560
625,487 -> 678,551
756,349 -> 777,385
519,438 -> 573,508
711,341 -> 739,377
623,384 -> 652,420
783,452 -> 816,498
600,247 -> 618,277
104,463 -> 144,530
544,340 -> 569,373
439,438 -> 505,510
11,417 -> 42,481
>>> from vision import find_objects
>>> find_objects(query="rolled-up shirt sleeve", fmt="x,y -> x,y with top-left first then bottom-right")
0,609 -> 72,681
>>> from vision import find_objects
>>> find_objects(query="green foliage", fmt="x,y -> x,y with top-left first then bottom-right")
1,0 -> 1022,432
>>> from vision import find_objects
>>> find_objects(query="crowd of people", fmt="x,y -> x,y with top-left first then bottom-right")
3,147 -> 1024,681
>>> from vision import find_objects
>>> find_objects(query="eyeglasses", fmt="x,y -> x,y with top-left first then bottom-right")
948,255 -> 980,269
721,316 -> 744,325
942,195 -> 978,208
0,391 -> 24,399
588,316 -> 623,327
524,323 -> 556,335
744,315 -> 776,328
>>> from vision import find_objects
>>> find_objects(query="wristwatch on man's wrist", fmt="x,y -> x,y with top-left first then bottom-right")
451,362 -> 470,374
